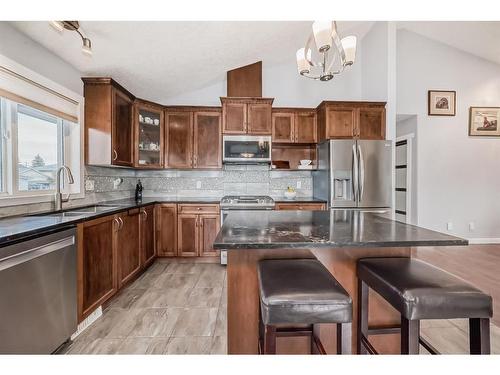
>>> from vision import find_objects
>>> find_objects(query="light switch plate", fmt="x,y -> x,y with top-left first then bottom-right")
296,181 -> 302,189
196,181 -> 202,189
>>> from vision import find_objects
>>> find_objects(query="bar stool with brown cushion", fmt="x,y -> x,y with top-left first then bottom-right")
257,259 -> 353,354
356,257 -> 493,355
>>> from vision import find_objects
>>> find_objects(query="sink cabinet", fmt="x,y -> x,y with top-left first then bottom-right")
78,215 -> 119,321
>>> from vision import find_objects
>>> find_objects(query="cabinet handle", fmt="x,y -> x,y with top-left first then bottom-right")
118,217 -> 124,230
141,209 -> 147,220
113,149 -> 118,161
113,218 -> 120,231
197,207 -> 202,210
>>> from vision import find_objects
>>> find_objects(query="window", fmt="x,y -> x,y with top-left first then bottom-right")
0,95 -> 81,200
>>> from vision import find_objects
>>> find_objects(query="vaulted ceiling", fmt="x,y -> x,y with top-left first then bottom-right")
10,21 -> 373,102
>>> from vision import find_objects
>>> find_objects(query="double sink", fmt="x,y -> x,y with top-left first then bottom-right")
40,204 -> 128,218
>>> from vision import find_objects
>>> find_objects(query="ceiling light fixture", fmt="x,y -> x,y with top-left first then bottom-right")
296,21 -> 357,81
49,21 -> 93,56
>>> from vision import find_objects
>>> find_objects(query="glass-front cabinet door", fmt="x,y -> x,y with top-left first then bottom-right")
135,101 -> 164,168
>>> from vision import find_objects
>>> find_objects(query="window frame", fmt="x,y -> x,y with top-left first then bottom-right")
0,54 -> 84,206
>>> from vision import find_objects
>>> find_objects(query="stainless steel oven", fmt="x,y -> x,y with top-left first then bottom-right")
222,135 -> 272,164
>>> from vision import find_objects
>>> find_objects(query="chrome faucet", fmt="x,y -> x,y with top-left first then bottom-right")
55,166 -> 75,211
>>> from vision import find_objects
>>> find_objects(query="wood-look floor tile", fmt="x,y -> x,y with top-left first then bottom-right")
164,263 -> 203,274
195,265 -> 226,288
75,338 -> 124,354
116,337 -> 169,354
129,271 -> 163,289
171,308 -> 218,337
78,308 -> 130,340
214,307 -> 227,337
210,336 -> 227,354
187,288 -> 222,308
165,337 -> 212,354
134,288 -> 192,308
421,326 -> 470,354
153,273 -> 200,290
126,308 -> 182,338
147,262 -> 170,275
108,288 -> 147,310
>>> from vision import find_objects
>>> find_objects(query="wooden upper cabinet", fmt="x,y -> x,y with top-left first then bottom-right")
221,97 -> 273,135
156,204 -> 177,257
165,111 -> 193,168
117,210 -> 141,288
325,107 -> 356,139
358,106 -> 386,140
194,111 -> 222,169
135,100 -> 164,168
79,215 -> 118,320
222,102 -> 247,134
272,109 -> 317,144
317,101 -> 386,141
247,103 -> 272,134
272,112 -> 294,143
83,77 -> 135,166
140,205 -> 156,267
295,111 -> 317,143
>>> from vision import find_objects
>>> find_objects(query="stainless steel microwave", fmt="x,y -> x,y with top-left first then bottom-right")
222,135 -> 272,164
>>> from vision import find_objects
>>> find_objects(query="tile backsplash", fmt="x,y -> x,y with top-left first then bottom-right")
0,165 -> 313,217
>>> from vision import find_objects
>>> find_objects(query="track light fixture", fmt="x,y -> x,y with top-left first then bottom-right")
49,21 -> 93,56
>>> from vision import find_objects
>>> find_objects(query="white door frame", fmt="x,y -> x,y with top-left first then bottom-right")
395,133 -> 414,224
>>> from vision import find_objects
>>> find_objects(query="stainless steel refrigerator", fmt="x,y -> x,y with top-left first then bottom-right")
313,140 -> 392,209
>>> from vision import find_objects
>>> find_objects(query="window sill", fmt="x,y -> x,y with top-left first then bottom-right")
0,191 -> 84,207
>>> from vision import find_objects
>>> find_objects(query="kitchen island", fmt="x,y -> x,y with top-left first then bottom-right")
213,210 -> 467,354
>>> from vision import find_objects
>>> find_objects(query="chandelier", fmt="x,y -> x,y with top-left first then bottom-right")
296,21 -> 357,81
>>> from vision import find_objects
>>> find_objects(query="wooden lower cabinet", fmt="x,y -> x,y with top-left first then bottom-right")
156,204 -> 177,257
177,204 -> 220,257
140,205 -> 156,267
117,209 -> 141,288
78,215 -> 119,321
275,202 -> 326,211
199,214 -> 221,257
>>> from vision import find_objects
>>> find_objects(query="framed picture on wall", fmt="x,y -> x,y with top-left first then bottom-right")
469,107 -> 500,137
428,90 -> 456,116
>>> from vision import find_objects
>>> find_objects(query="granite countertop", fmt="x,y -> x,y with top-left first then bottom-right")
0,196 -> 221,247
213,210 -> 468,249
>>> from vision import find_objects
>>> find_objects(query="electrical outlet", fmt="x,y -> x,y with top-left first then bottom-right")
469,222 -> 475,232
447,222 -> 453,231
85,179 -> 95,191
196,181 -> 202,189
296,181 -> 302,189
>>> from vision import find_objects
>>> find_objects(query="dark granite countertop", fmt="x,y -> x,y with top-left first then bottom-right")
0,196 -> 220,247
213,210 -> 468,249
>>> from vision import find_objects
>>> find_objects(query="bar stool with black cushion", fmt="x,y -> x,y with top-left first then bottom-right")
257,259 -> 353,354
356,257 -> 493,355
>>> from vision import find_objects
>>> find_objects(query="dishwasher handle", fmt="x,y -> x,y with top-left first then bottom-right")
0,236 -> 75,271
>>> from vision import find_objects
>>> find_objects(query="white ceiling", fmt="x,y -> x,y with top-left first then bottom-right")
398,21 -> 500,66
10,21 -> 373,102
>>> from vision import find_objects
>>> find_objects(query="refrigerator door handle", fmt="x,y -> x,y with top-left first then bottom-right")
352,144 -> 359,202
358,144 -> 365,201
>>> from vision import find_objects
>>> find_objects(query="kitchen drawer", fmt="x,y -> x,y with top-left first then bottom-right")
178,204 -> 220,214
275,203 -> 326,211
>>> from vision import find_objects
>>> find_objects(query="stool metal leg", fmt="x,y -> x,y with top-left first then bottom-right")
264,324 -> 277,354
401,317 -> 420,354
357,279 -> 369,354
470,318 -> 490,354
337,323 -> 352,354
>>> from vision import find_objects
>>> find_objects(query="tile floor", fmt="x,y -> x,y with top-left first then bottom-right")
63,259 -> 227,354
62,259 -> 500,355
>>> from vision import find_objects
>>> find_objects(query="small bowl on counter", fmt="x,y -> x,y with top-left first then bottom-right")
284,190 -> 297,200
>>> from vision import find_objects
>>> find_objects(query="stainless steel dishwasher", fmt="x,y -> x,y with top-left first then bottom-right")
0,227 -> 77,354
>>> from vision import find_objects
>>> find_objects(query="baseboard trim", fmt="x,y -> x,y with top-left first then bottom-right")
467,238 -> 500,245
71,306 -> 102,340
